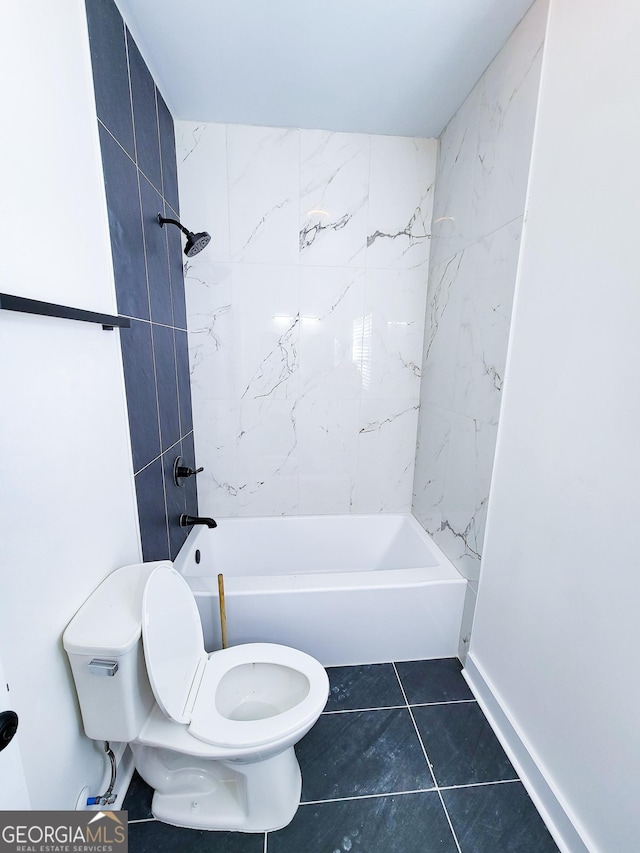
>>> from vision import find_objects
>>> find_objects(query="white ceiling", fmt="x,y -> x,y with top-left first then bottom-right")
115,0 -> 536,138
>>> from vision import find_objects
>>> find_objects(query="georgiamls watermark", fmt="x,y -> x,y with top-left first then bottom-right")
0,811 -> 128,852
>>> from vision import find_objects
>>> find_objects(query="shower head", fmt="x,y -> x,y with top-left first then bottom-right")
184,230 -> 211,257
157,214 -> 211,257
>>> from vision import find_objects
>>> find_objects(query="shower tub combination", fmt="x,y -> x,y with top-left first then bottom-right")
175,514 -> 465,666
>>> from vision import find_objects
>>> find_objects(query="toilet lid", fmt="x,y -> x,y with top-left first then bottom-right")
142,564 -> 206,724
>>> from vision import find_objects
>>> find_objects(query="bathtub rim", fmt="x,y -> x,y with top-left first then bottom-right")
174,512 -> 464,593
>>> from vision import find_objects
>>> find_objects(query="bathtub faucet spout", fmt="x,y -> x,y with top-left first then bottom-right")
179,514 -> 217,529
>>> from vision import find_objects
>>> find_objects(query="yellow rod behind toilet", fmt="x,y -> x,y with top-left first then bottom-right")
217,573 -> 228,649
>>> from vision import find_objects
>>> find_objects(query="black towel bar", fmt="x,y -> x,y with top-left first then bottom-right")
0,292 -> 130,330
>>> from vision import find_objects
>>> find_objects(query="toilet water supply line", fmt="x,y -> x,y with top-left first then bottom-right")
86,742 -> 117,806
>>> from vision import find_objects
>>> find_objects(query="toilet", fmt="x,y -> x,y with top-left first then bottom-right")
63,561 -> 329,832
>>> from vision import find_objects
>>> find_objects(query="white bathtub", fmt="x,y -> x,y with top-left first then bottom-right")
174,513 -> 466,666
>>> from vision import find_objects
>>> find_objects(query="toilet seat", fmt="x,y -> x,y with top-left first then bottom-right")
142,565 -> 328,751
189,642 -> 328,749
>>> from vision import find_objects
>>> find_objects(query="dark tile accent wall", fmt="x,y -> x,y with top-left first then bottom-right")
85,0 -> 198,560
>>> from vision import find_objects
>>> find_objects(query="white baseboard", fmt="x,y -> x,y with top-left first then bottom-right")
463,652 -> 593,853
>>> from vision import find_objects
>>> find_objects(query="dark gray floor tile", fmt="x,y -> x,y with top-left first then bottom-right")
122,770 -> 153,821
268,792 -> 458,853
413,703 -> 518,786
442,782 -> 559,852
325,663 -> 405,711
297,709 -> 433,801
128,819 -> 263,852
396,658 -> 474,704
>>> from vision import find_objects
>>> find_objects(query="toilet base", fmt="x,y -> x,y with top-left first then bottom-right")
131,743 -> 302,832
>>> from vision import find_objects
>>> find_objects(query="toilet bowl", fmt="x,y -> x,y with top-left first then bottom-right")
63,561 -> 329,832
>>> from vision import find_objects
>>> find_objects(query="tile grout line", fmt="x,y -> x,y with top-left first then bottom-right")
392,662 -> 463,853
134,434 -> 192,477
322,698 -> 477,715
286,779 -> 522,810
97,117 -> 175,213
117,313 -> 189,334
439,778 -> 520,791
300,786 -> 437,807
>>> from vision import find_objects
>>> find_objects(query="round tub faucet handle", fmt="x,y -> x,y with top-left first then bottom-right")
173,456 -> 204,487
178,465 -> 204,478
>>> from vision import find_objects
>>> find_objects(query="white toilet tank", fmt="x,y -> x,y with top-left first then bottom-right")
63,562 -> 170,741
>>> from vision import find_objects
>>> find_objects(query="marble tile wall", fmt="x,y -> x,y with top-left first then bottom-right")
176,123 -> 437,516
412,0 -> 548,650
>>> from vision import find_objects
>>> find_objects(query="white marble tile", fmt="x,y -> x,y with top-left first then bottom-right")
233,475 -> 301,516
367,136 -> 437,270
176,121 -> 230,262
299,130 -> 370,267
227,125 -> 299,264
354,398 -> 420,513
297,398 -> 359,514
232,264 -> 300,402
420,250 -> 465,412
236,397 -> 299,482
363,268 -> 428,402
429,90 -> 480,268
298,266 -> 366,401
434,412 -> 498,582
413,0 -> 545,581
185,258 -> 234,400
195,396 -> 301,517
429,0 -> 546,267
191,398 -> 240,516
412,403 -> 451,536
233,396 -> 300,516
187,261 -> 301,405
451,220 -> 521,425
470,0 -> 547,239
180,122 -> 444,517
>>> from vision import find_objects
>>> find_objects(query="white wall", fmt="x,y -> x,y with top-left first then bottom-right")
468,0 -> 640,849
177,122 -> 437,517
0,2 -> 140,809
